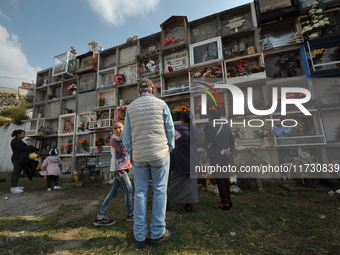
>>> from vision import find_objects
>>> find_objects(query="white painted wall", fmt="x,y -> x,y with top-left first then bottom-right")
0,123 -> 25,172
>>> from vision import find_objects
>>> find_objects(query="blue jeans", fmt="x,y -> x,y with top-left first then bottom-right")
98,171 -> 134,217
133,153 -> 170,241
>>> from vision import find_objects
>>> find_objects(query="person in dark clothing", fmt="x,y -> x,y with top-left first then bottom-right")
10,129 -> 38,194
204,110 -> 234,210
167,111 -> 200,212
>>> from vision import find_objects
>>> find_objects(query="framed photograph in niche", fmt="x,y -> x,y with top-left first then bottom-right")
189,37 -> 222,66
78,73 -> 96,93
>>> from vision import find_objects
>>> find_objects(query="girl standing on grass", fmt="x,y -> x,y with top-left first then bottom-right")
94,121 -> 133,226
39,148 -> 62,191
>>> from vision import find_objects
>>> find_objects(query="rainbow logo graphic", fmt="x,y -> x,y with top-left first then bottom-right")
195,82 -> 223,107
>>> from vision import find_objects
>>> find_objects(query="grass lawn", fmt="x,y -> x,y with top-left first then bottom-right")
0,172 -> 340,255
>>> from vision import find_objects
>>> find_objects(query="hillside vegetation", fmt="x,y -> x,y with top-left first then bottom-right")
0,92 -> 33,126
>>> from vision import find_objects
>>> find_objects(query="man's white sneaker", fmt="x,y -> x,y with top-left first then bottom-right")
53,186 -> 61,190
17,186 -> 24,190
10,187 -> 24,194
47,188 -> 51,191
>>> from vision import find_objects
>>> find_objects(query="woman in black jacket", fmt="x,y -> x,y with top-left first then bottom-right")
10,129 -> 37,194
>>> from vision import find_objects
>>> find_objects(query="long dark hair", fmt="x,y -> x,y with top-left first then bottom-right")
11,129 -> 25,138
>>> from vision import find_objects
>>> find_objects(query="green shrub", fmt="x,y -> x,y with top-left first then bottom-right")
12,113 -> 29,125
1,106 -> 29,125
0,117 -> 11,126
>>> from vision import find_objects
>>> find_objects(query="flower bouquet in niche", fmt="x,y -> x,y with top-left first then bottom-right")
95,137 -> 104,153
301,0 -> 332,39
231,127 -> 244,138
98,96 -> 105,106
78,138 -> 89,152
65,142 -> 73,154
171,105 -> 188,121
62,166 -> 72,174
254,127 -> 270,138
311,48 -> 326,64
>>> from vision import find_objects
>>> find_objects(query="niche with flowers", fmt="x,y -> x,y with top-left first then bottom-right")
305,39 -> 340,74
76,134 -> 91,154
160,16 -> 188,50
225,53 -> 266,84
136,52 -> 161,79
189,61 -> 224,86
98,89 -> 116,107
90,132 -> 111,154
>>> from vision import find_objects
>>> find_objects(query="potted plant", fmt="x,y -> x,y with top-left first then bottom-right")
311,48 -> 326,64
65,143 -> 73,154
98,96 -> 105,106
78,138 -> 89,152
95,137 -> 104,153
171,105 -> 188,121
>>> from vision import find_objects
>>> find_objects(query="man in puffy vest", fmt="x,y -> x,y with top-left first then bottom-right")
123,78 -> 175,249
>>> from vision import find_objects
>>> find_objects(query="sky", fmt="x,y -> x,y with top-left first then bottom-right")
0,0 -> 251,89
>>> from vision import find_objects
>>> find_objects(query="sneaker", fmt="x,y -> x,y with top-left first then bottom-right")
53,186 -> 61,190
134,238 -> 148,249
47,188 -> 52,191
17,186 -> 24,190
150,226 -> 176,247
94,216 -> 116,227
10,187 -> 24,194
127,214 -> 134,222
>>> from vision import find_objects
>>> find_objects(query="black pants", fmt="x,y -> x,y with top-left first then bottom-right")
47,175 -> 59,189
210,158 -> 231,205
11,160 -> 23,187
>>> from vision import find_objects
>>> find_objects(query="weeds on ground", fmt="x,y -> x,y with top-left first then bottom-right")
0,173 -> 340,255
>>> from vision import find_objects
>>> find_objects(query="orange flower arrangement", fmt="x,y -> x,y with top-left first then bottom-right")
98,96 -> 105,106
95,137 -> 104,146
77,138 -> 88,145
116,106 -> 127,122
60,145 -> 65,150
78,138 -> 89,151
65,143 -> 73,151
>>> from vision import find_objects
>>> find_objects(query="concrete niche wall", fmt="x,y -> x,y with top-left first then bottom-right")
190,17 -> 219,44
78,90 -> 97,112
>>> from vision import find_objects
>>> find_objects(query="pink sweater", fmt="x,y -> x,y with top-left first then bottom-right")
40,156 -> 62,176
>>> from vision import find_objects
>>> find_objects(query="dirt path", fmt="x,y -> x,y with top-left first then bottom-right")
0,185 -> 108,218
